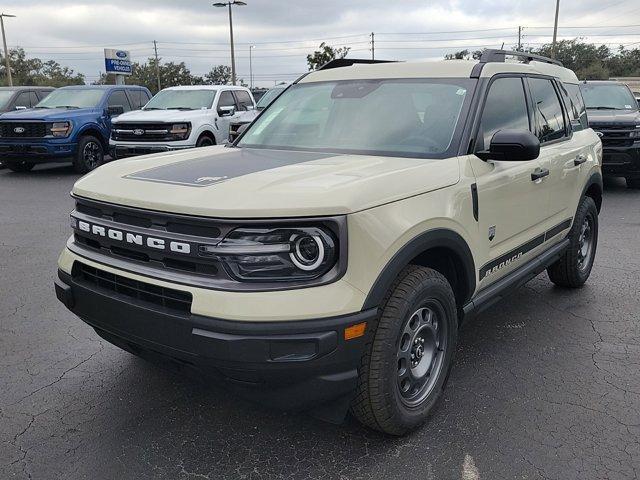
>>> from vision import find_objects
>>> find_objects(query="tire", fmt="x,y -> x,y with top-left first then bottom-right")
626,177 -> 640,189
5,160 -> 35,172
351,265 -> 458,435
73,135 -> 104,174
547,196 -> 598,288
196,134 -> 215,147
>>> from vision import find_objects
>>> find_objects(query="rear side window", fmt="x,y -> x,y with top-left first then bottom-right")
560,83 -> 588,131
528,78 -> 566,143
234,90 -> 253,111
477,77 -> 530,151
108,90 -> 132,112
127,89 -> 150,110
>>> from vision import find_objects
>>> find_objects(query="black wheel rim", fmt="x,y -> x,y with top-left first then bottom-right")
577,215 -> 594,272
83,141 -> 102,169
396,300 -> 448,407
198,138 -> 213,147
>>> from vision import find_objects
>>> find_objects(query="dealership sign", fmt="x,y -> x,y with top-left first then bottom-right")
104,49 -> 132,75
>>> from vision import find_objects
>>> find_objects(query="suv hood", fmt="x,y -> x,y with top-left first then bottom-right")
0,107 -> 98,121
72,147 -> 460,217
114,109 -> 213,123
587,109 -> 640,125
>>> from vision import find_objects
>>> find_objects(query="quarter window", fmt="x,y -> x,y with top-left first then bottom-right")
528,78 -> 566,143
108,90 -> 132,112
477,77 -> 530,151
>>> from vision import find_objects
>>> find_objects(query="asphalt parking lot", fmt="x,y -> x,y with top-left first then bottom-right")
1,163 -> 640,480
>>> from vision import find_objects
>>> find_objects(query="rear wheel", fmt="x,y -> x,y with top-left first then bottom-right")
626,177 -> 640,189
547,196 -> 598,288
73,135 -> 104,173
351,265 -> 458,435
196,134 -> 215,147
5,160 -> 35,172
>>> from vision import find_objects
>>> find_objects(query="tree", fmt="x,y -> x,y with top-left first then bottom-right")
0,47 -> 84,86
203,65 -> 246,86
444,49 -> 482,60
306,42 -> 350,71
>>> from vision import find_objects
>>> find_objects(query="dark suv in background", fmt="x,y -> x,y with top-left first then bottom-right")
0,86 -> 55,113
581,80 -> 640,189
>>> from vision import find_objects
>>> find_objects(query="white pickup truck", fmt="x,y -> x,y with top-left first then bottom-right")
109,85 -> 254,159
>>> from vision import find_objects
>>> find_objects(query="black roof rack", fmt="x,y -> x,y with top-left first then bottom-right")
471,49 -> 563,78
318,58 -> 397,71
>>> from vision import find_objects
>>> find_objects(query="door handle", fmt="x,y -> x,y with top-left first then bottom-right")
531,167 -> 549,181
574,154 -> 587,166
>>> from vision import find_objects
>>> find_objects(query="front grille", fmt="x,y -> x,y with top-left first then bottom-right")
73,262 -> 192,313
0,122 -> 47,138
591,124 -> 637,148
111,122 -> 178,142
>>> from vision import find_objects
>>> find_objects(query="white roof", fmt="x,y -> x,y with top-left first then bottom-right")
300,58 -> 579,84
161,85 -> 249,91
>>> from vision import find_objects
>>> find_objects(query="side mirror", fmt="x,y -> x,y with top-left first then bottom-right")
107,105 -> 125,116
476,129 -> 540,161
15,105 -> 27,111
218,105 -> 235,117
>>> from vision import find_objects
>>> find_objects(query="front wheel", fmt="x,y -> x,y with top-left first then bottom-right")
547,196 -> 598,288
73,136 -> 104,174
351,265 -> 458,435
196,134 -> 215,148
5,160 -> 35,172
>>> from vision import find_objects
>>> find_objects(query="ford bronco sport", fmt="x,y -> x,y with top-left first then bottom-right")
55,50 -> 603,436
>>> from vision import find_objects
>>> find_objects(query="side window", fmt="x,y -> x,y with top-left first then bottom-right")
233,90 -> 253,111
29,91 -> 39,106
217,90 -> 237,114
561,83 -> 588,131
14,92 -> 32,109
477,77 -> 530,151
528,77 -> 566,143
127,89 -> 150,110
108,90 -> 132,113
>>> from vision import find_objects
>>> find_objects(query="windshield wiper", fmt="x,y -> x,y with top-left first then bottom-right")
33,106 -> 51,109
166,106 -> 195,110
55,105 -> 80,109
143,107 -> 163,110
589,106 -> 626,110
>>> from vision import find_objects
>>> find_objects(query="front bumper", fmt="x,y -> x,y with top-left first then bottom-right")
601,143 -> 640,178
110,143 -> 195,159
0,141 -> 77,162
55,268 -> 376,414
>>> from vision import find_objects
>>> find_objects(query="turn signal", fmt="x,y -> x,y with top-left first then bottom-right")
344,322 -> 367,340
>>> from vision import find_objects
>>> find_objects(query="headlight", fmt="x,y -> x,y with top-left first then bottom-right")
48,121 -> 72,138
169,123 -> 190,140
199,226 -> 338,282
631,126 -> 640,138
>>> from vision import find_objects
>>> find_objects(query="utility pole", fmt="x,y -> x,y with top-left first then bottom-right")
370,32 -> 375,60
0,13 -> 16,87
551,0 -> 560,59
249,45 -> 254,89
517,26 -> 522,51
153,40 -> 161,92
213,2 -> 246,86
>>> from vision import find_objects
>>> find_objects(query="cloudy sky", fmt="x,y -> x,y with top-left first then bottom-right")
2,0 -> 640,87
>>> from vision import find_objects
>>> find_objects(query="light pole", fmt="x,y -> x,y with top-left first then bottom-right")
0,13 -> 16,87
213,1 -> 246,86
551,0 -> 560,59
249,45 -> 255,90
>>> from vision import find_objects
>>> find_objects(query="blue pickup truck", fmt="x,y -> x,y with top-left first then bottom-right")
0,84 -> 151,173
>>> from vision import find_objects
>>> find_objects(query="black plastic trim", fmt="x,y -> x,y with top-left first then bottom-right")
471,183 -> 479,221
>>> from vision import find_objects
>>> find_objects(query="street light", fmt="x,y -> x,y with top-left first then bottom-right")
0,13 -> 16,87
249,45 -> 255,90
213,1 -> 246,86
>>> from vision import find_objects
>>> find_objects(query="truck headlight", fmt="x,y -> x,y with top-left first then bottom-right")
169,123 -> 190,140
631,126 -> 640,138
48,121 -> 72,138
199,226 -> 338,282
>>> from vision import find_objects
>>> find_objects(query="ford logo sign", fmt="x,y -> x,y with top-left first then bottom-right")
133,128 -> 144,136
116,50 -> 127,59
13,127 -> 25,134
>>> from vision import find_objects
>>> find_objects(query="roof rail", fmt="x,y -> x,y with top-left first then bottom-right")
479,49 -> 563,67
317,58 -> 397,71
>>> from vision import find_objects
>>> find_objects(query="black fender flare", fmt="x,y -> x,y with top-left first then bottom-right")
581,170 -> 603,213
362,228 -> 476,311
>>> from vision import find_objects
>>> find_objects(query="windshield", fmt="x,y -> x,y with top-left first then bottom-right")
144,89 -> 216,110
580,83 -> 638,110
36,89 -> 104,109
256,87 -> 285,109
0,91 -> 15,109
238,79 -> 472,158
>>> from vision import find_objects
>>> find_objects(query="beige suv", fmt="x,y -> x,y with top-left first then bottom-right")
55,50 -> 603,436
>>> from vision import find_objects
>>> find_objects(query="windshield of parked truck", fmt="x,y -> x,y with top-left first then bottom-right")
256,87 -> 286,110
580,83 -> 638,110
238,79 -> 473,158
143,89 -> 216,110
0,91 -> 15,109
35,89 -> 104,109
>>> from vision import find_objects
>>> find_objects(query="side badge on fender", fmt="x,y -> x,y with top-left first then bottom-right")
488,225 -> 496,241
